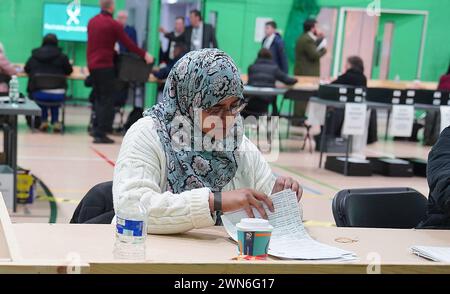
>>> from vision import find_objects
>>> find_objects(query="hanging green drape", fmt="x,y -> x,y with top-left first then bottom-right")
284,0 -> 320,65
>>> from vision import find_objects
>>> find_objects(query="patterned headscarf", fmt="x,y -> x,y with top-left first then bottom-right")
144,49 -> 245,193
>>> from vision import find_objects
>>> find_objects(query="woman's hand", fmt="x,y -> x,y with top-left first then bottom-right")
210,189 -> 274,219
271,176 -> 303,202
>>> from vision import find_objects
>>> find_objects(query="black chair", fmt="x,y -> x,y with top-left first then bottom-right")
117,53 -> 153,83
242,94 -> 279,149
0,73 -> 11,85
30,73 -> 68,133
70,181 -> 115,224
279,89 -> 314,153
332,187 -> 427,229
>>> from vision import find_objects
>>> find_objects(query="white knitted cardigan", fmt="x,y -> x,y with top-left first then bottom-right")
113,117 -> 277,235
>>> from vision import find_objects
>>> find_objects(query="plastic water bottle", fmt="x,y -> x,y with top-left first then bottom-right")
9,75 -> 19,104
113,194 -> 148,260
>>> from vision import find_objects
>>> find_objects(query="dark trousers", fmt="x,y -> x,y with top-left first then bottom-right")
91,68 -> 116,138
41,105 -> 60,124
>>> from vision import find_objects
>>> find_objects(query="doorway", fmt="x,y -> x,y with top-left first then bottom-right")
371,13 -> 425,80
333,8 -> 428,80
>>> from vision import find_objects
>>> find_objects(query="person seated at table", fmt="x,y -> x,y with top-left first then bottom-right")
332,56 -> 367,87
113,49 -> 303,234
437,63 -> 450,91
152,42 -> 187,81
152,42 -> 188,105
317,56 -> 377,146
0,42 -> 17,93
417,126 -> 450,229
25,34 -> 73,133
243,48 -> 297,117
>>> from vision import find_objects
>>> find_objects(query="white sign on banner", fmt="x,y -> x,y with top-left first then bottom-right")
389,105 -> 415,137
254,17 -> 273,42
342,103 -> 368,136
440,106 -> 450,133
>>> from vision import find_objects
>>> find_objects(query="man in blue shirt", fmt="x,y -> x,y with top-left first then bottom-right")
116,10 -> 138,53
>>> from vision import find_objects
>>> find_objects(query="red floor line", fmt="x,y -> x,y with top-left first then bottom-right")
90,147 -> 116,167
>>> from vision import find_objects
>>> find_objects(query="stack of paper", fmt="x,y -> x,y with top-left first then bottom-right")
411,246 -> 450,262
221,190 -> 356,261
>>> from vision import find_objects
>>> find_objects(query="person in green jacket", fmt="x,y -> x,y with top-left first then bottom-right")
294,19 -> 327,77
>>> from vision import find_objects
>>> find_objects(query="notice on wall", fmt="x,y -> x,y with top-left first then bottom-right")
342,103 -> 368,136
440,106 -> 450,133
254,17 -> 273,42
389,105 -> 415,137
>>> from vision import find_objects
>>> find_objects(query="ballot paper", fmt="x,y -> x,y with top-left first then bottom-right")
221,190 -> 356,261
411,246 -> 450,263
342,103 -> 368,136
389,105 -> 415,137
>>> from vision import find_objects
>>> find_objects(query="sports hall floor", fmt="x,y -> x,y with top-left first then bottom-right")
7,106 -> 431,226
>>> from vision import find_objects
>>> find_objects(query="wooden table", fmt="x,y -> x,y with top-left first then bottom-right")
0,223 -> 448,274
1,191 -> 449,274
16,65 -> 160,83
0,99 -> 41,212
16,65 -> 437,90
241,74 -> 438,91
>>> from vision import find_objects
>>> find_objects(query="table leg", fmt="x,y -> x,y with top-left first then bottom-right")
385,109 -> 391,141
4,116 -> 18,212
11,115 -> 18,212
319,106 -> 329,169
344,135 -> 352,176
286,99 -> 292,139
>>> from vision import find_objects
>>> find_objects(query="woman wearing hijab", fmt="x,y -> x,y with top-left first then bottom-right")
113,49 -> 302,235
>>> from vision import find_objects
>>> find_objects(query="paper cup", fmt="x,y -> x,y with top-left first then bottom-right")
236,218 -> 273,258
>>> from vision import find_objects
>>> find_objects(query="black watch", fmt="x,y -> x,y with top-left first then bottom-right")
214,191 -> 222,212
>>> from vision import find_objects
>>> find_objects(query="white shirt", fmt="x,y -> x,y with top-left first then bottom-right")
308,31 -> 327,51
307,31 -> 317,42
191,23 -> 204,50
169,31 -> 183,60
263,33 -> 276,49
113,117 -> 277,235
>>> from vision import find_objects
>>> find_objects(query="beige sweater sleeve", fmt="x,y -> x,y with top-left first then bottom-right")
113,117 -> 215,235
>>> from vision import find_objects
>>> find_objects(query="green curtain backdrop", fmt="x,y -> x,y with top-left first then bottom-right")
285,0 -> 320,65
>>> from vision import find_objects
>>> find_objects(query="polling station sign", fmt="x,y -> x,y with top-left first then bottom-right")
42,2 -> 99,42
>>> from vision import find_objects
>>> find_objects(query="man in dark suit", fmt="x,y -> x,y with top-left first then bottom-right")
184,10 -> 218,51
262,21 -> 289,74
160,16 -> 186,64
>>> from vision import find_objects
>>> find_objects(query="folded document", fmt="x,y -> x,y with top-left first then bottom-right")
411,246 -> 450,263
221,190 -> 356,261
